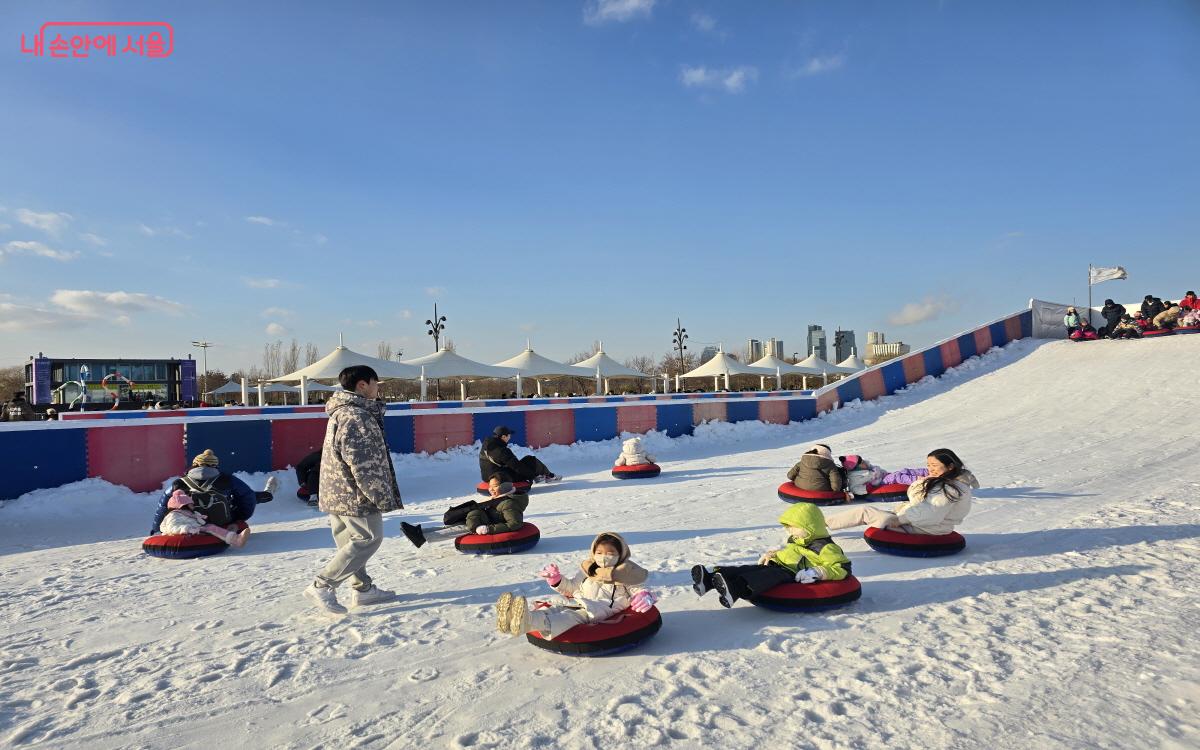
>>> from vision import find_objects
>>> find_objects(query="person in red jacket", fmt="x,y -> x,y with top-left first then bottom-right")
1181,291 -> 1198,311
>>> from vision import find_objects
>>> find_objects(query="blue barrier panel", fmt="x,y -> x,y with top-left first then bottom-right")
185,420 -> 272,474
923,347 -> 945,378
529,399 -> 552,406
957,332 -> 978,360
0,428 -> 88,500
989,321 -> 1009,347
436,401 -> 463,409
384,414 -> 415,454
881,362 -> 907,395
1019,310 -> 1033,338
837,378 -> 864,405
473,410 -> 526,446
574,406 -> 618,442
656,403 -> 694,438
483,400 -> 509,408
726,401 -> 759,423
788,399 -> 816,423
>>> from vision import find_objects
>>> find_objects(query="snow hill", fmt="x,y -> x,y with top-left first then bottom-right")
1,336 -> 1197,749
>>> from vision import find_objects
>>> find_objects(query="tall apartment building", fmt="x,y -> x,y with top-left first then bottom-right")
745,339 -> 763,362
763,338 -> 784,359
807,325 -> 827,360
699,345 -> 719,364
833,329 -> 856,362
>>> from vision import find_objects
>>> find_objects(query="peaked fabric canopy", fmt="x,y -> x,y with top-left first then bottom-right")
681,350 -> 774,378
749,353 -> 825,376
261,382 -> 299,393
836,349 -> 867,372
493,348 -> 579,377
795,349 -> 849,376
570,349 -> 652,378
271,345 -> 421,382
206,381 -> 244,395
301,381 -> 341,392
401,349 -> 519,379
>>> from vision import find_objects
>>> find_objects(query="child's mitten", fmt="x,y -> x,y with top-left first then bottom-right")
536,563 -> 561,587
630,590 -> 657,613
475,525 -> 490,535
794,568 -> 825,584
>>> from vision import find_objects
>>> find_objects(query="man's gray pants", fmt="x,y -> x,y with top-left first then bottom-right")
316,512 -> 383,590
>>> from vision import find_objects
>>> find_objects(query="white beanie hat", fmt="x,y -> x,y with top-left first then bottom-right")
810,443 -> 832,460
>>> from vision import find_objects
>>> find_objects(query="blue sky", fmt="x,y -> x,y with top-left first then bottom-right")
1,0 -> 1197,372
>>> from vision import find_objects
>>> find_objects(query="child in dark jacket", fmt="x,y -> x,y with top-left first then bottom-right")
786,443 -> 845,493
691,503 -> 851,608
464,478 -> 529,535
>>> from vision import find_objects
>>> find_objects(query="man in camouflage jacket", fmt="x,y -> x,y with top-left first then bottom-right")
305,366 -> 403,615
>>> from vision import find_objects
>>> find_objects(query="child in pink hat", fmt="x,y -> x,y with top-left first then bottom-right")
158,489 -> 249,547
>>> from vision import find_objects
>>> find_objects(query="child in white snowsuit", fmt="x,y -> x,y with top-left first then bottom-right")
613,437 -> 656,466
839,455 -> 888,496
496,532 -> 657,639
159,490 -> 250,547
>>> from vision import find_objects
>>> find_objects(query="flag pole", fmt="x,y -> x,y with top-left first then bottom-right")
1087,264 -> 1093,319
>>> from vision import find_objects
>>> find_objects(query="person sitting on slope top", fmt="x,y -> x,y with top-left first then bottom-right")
150,449 -> 276,535
824,448 -> 978,536
691,503 -> 851,609
1152,301 -> 1182,331
399,477 -> 531,547
1069,318 -> 1099,340
1110,315 -> 1143,339
495,532 -> 657,639
158,489 -> 250,547
1099,298 -> 1126,338
1177,307 -> 1200,329
786,443 -> 846,494
1181,291 -> 1199,312
1063,306 -> 1082,336
479,425 -> 561,485
1131,311 -> 1152,331
613,436 -> 656,467
1140,295 -> 1165,322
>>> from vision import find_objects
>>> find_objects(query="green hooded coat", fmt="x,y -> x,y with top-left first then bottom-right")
771,503 -> 851,580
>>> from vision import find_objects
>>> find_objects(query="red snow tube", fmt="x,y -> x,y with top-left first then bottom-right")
777,483 -> 846,505
476,480 -> 532,496
1142,328 -> 1174,337
750,576 -> 862,612
142,521 -> 249,560
612,463 -> 661,479
863,526 -> 966,557
1173,326 -> 1200,335
526,605 -> 662,656
454,522 -> 540,555
862,483 -> 909,501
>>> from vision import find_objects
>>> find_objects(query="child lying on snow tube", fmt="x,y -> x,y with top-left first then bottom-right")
1069,319 -> 1099,341
840,455 -> 929,495
159,490 -> 249,547
691,503 -> 851,608
825,448 -> 978,536
613,436 -> 656,467
495,532 -> 657,638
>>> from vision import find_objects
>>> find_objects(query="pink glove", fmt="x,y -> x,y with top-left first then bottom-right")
630,590 -> 656,613
475,525 -> 490,535
536,563 -> 561,587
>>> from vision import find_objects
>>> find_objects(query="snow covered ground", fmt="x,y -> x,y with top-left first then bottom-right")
1,336 -> 1198,749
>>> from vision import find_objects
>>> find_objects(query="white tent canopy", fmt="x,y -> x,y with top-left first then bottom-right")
271,340 -> 421,382
570,348 -> 652,378
206,381 -> 244,396
796,348 -> 849,376
261,382 -> 299,393
836,349 -> 867,372
749,353 -> 824,375
681,349 -> 774,379
300,381 -> 341,392
493,347 -> 580,377
402,349 -> 519,380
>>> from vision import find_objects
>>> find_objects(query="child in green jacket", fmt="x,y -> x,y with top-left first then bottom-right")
691,503 -> 851,608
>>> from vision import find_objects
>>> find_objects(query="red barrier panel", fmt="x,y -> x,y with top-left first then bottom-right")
525,409 -> 575,449
858,369 -> 886,401
816,390 -> 840,414
271,417 -> 328,470
973,327 -> 993,355
901,353 -> 926,384
939,339 -> 963,370
617,404 -> 657,434
1004,315 -> 1022,342
692,402 -> 726,425
413,413 -> 474,454
87,423 -> 185,492
758,400 -> 788,425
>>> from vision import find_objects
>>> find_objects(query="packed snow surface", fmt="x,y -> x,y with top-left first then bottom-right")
1,337 -> 1198,749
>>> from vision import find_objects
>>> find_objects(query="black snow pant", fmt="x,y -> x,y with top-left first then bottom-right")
491,456 -> 552,484
295,450 -> 321,495
714,564 -> 794,602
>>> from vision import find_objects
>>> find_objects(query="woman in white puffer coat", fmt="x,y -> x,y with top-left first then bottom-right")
613,437 -> 656,467
826,448 -> 978,535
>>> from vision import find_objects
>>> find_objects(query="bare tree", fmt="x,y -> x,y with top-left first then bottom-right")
262,341 -> 283,378
566,340 -> 602,365
624,355 -> 656,375
0,366 -> 24,400
377,341 -> 393,361
657,352 -> 697,378
304,342 -> 320,365
282,339 -> 300,375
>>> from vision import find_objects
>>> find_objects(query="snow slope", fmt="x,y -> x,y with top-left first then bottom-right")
1,336 -> 1197,749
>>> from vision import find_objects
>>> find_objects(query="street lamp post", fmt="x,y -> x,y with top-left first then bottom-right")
191,340 -> 213,405
425,305 -> 446,400
672,318 -> 688,391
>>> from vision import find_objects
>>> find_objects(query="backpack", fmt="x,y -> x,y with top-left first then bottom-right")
175,475 -> 234,527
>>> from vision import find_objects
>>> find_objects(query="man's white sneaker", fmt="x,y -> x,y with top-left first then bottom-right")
304,582 -> 348,615
350,585 -> 396,608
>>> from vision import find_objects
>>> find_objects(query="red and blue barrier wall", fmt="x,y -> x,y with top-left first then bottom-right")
0,308 -> 1034,500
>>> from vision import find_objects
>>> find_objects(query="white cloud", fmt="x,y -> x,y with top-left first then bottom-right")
243,277 -> 284,289
362,320 -> 380,328
16,208 -> 73,237
139,223 -> 191,239
888,297 -> 958,326
2,240 -> 79,262
680,65 -> 758,93
790,53 -> 846,78
398,309 -> 413,319
265,322 -> 288,335
0,301 -> 86,332
261,307 -> 294,318
313,233 -> 328,245
79,232 -> 108,246
50,289 -> 185,319
584,0 -> 655,25
0,223 -> 11,232
246,215 -> 282,227
425,286 -> 445,297
690,11 -> 717,33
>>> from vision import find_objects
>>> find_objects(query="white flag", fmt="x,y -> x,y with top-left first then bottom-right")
1089,265 -> 1128,285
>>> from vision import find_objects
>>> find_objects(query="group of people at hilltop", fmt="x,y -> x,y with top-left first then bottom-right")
1066,291 -> 1199,340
